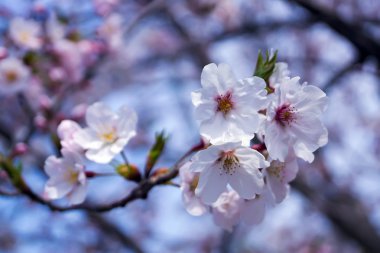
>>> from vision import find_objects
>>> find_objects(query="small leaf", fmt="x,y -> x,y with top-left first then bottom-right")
0,155 -> 23,188
144,131 -> 168,178
254,49 -> 278,85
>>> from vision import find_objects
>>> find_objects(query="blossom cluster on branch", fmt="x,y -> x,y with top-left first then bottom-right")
0,2 -> 328,233
180,53 -> 328,231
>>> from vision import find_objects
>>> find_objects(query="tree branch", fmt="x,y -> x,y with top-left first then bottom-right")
290,0 -> 380,62
292,157 -> 380,253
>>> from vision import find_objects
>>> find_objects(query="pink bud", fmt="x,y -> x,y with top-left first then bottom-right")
39,95 -> 53,110
49,67 -> 65,81
12,142 -> 29,157
0,47 -> 8,60
71,104 -> 88,120
34,114 -> 47,129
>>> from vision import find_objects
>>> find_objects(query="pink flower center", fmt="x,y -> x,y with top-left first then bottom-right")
275,103 -> 297,127
215,91 -> 234,117
217,150 -> 240,175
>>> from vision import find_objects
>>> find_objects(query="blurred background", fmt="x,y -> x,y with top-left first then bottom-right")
0,0 -> 380,252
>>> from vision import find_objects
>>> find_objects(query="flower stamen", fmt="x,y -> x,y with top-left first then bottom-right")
215,91 -> 234,117
5,71 -> 18,83
100,131 -> 117,143
217,150 -> 240,175
275,104 -> 297,127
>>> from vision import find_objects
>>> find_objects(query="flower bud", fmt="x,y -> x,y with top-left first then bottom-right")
11,143 -> 28,157
116,164 -> 141,182
150,168 -> 170,182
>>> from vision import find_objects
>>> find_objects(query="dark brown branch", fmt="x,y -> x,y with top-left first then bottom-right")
290,0 -> 380,62
88,212 -> 144,253
292,158 -> 380,253
1,143 -> 201,212
212,18 -> 315,42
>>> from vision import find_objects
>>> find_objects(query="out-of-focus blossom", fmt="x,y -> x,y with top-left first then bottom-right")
98,14 -> 124,52
74,102 -> 137,164
9,17 -> 42,50
93,0 -> 120,16
240,193 -> 267,225
179,162 -> 208,216
57,120 -> 84,154
0,47 -> 8,60
192,63 -> 267,144
212,190 -> 243,231
46,13 -> 65,42
190,142 -> 268,204
53,39 -> 84,83
0,57 -> 30,95
264,153 -> 298,204
44,149 -> 87,205
264,77 -> 328,162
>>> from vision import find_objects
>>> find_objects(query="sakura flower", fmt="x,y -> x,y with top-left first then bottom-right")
264,77 -> 328,162
0,57 -> 30,95
9,17 -> 42,50
240,193 -> 267,225
269,62 -> 290,89
93,0 -> 120,16
44,149 -> 87,205
179,162 -> 208,216
57,120 -> 84,154
264,153 -> 298,204
46,13 -> 65,42
192,63 -> 267,144
98,14 -> 124,51
190,142 -> 269,204
74,102 -> 137,164
212,190 -> 243,231
53,39 -> 84,83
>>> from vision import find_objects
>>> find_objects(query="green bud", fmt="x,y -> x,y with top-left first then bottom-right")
144,131 -> 168,178
116,164 -> 141,182
254,49 -> 278,88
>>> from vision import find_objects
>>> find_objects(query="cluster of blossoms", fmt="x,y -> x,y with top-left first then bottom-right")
0,3 -> 124,98
180,58 -> 328,231
44,102 -> 137,205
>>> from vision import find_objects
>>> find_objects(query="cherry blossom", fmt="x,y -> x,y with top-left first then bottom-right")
269,62 -> 290,89
264,153 -> 298,204
179,162 -> 208,216
264,77 -> 328,162
74,102 -> 137,164
98,14 -> 124,51
53,39 -> 85,83
240,193 -> 267,225
190,142 -> 269,204
212,190 -> 243,231
9,17 -> 42,50
0,57 -> 30,95
44,149 -> 87,205
57,120 -> 84,154
191,63 -> 267,144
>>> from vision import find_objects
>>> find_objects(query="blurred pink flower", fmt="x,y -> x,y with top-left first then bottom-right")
264,153 -> 299,204
9,17 -> 42,50
57,120 -> 84,154
44,149 -> 87,205
74,102 -> 137,164
212,190 -> 243,231
0,57 -> 30,95
179,162 -> 208,216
